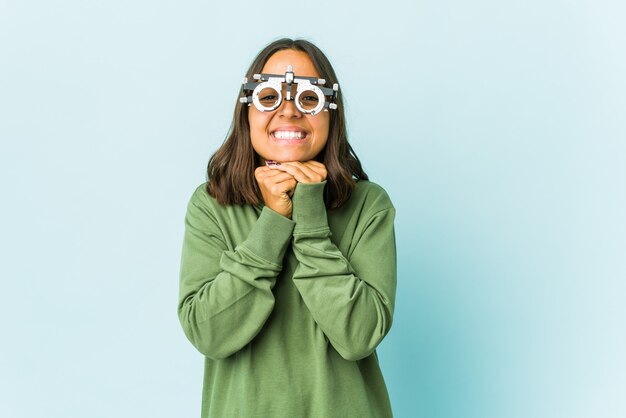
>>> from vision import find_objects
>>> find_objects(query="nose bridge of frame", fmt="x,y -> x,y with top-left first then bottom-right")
277,83 -> 296,101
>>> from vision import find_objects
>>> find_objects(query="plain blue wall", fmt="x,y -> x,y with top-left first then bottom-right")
1,1 -> 624,417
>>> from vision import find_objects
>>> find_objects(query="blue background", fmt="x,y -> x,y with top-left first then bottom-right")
1,1 -> 624,417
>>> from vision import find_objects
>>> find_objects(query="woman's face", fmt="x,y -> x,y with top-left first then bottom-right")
248,49 -> 330,164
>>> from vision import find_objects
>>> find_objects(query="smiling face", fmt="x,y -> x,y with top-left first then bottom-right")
248,49 -> 330,164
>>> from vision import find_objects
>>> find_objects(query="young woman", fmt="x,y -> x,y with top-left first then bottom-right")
178,38 -> 397,417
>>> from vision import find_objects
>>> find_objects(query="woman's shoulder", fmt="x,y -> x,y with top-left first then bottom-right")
187,181 -> 222,212
349,179 -> 395,212
188,181 -> 210,202
187,181 -> 259,215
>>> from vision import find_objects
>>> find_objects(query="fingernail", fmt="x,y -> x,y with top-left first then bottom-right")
265,160 -> 281,166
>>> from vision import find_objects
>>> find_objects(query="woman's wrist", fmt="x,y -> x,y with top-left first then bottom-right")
291,181 -> 328,232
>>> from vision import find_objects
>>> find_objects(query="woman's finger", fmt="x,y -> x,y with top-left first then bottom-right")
266,163 -> 310,183
262,170 -> 295,185
275,177 -> 297,196
304,160 -> 325,169
285,161 -> 326,182
255,166 -> 291,181
302,161 -> 327,179
254,165 -> 273,181
273,161 -> 325,183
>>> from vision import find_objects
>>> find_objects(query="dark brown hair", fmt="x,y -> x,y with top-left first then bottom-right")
206,38 -> 368,209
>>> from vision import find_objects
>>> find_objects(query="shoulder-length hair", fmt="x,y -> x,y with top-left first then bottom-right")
206,38 -> 368,210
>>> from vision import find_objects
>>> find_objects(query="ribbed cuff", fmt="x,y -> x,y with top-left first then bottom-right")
240,206 -> 295,265
291,181 -> 329,233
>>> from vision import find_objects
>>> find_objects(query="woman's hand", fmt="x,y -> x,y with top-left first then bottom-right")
254,161 -> 327,218
269,161 -> 327,184
254,166 -> 297,218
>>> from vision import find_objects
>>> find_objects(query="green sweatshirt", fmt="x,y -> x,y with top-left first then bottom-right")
178,179 -> 397,418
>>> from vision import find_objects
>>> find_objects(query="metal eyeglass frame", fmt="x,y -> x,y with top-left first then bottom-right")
239,65 -> 339,116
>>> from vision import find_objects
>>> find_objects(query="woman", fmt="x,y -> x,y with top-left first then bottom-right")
178,38 -> 397,417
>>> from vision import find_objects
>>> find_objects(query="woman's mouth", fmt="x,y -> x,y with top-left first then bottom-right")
270,130 -> 309,142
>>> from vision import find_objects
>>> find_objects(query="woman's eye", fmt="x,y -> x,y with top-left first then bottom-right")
261,95 -> 276,101
302,96 -> 319,102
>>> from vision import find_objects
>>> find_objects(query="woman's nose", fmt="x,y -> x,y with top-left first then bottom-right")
278,97 -> 302,118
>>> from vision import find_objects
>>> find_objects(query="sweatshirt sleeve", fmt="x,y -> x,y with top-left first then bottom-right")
178,186 -> 295,360
290,181 -> 397,361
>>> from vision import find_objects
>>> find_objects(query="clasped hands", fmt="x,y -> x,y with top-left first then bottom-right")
254,161 -> 327,219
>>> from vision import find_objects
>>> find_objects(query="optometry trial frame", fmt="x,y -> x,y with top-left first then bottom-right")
239,65 -> 339,116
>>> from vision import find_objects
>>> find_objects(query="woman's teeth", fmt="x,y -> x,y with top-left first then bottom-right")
272,131 -> 306,139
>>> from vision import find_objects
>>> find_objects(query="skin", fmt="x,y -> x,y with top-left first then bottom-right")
250,50 -> 330,218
